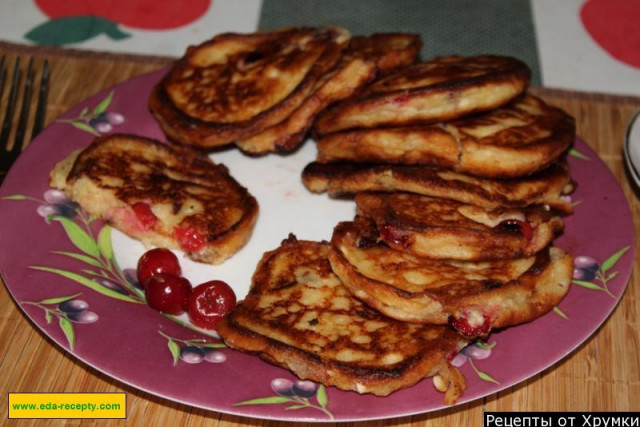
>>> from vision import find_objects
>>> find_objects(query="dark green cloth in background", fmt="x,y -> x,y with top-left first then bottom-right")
258,0 -> 541,85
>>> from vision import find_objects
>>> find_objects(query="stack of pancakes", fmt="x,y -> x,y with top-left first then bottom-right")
216,235 -> 468,403
302,54 -> 576,339
150,28 -> 472,402
149,27 -> 422,155
215,47 -> 577,403
151,28 -> 577,403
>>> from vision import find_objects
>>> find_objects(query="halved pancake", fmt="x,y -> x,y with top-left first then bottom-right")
216,236 -> 468,401
302,159 -> 574,213
329,221 -> 573,336
149,27 -> 350,149
234,58 -> 377,155
345,32 -> 422,76
356,192 -> 564,261
316,95 -> 576,178
234,33 -> 421,155
49,134 -> 258,264
313,55 -> 531,135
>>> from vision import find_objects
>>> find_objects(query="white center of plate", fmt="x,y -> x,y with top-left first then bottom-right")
112,139 -> 355,299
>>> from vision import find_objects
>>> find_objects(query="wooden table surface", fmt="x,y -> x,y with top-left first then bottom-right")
0,43 -> 638,426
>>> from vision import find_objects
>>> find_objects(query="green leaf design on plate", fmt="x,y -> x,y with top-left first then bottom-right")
316,385 -> 328,407
607,271 -> 619,281
93,92 -> 114,117
45,311 -> 53,324
553,306 -> 569,319
469,359 -> 499,384
52,251 -> 103,268
39,293 -> 83,305
59,317 -> 76,351
50,216 -> 100,258
168,339 -> 181,366
601,246 -> 630,273
475,339 -> 497,350
477,370 -> 500,384
286,404 -> 308,410
2,194 -> 27,200
70,120 -> 100,136
569,148 -> 590,160
81,269 -> 103,277
234,396 -> 292,406
573,279 -> 604,290
233,383 -> 333,418
30,266 -> 139,303
97,225 -> 113,261
200,342 -> 227,349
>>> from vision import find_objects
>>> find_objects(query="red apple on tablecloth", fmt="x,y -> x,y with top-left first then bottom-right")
580,0 -> 640,68
25,0 -> 211,46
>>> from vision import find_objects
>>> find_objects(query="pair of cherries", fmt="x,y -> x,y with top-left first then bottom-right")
136,248 -> 236,329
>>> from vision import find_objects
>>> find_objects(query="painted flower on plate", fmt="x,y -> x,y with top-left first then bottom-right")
37,189 -> 78,219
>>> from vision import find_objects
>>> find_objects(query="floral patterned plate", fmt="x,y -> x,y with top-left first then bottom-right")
0,69 -> 635,422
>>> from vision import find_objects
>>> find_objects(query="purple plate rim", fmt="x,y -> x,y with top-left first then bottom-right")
0,68 -> 635,422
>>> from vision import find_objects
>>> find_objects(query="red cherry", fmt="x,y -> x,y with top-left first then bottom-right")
394,92 -> 411,105
448,311 -> 491,339
137,248 -> 182,288
145,273 -> 191,315
497,219 -> 533,242
174,225 -> 207,252
187,280 -> 236,330
379,223 -> 411,248
132,202 -> 157,231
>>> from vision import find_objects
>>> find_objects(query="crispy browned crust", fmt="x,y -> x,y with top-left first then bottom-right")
346,33 -> 422,75
355,192 -> 564,260
149,27 -> 350,149
313,55 -> 531,135
316,95 -> 576,178
216,236 -> 467,398
234,33 -> 421,155
50,134 -> 258,264
302,159 -> 574,213
328,221 -> 573,327
317,125 -> 460,169
234,58 -> 378,155
455,96 -> 575,177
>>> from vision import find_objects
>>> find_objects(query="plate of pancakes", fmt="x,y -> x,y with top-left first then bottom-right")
0,27 -> 635,422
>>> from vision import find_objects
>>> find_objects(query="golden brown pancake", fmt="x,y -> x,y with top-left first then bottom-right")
328,221 -> 573,336
355,192 -> 564,261
316,95 -> 576,178
216,236 -> 468,401
234,33 -> 421,155
302,159 -> 574,213
50,134 -> 258,264
149,27 -> 350,149
313,55 -> 531,135
346,32 -> 422,75
234,58 -> 377,155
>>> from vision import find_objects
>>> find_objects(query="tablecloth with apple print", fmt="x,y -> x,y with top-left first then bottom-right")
0,0 -> 638,95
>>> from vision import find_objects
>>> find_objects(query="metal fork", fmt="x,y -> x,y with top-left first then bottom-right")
0,55 -> 50,185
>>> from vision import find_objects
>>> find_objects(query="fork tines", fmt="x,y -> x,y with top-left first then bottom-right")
32,60 -> 49,138
0,55 -> 50,184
